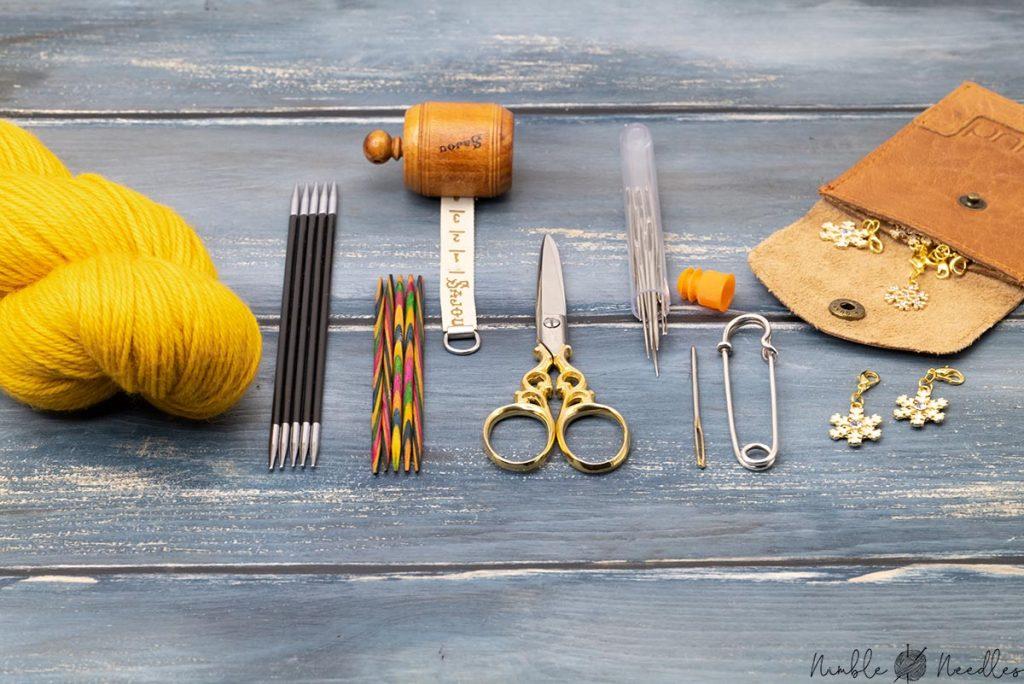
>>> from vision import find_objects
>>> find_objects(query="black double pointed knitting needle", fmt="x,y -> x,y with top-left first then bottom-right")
269,186 -> 300,470
289,183 -> 321,467
299,185 -> 329,466
297,189 -> 324,464
309,183 -> 338,467
277,185 -> 310,469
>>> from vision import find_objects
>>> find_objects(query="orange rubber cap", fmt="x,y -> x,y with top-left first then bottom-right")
677,267 -> 735,313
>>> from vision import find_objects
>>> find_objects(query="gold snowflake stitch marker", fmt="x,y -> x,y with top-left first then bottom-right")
884,283 -> 929,311
820,220 -> 864,248
819,219 -> 882,252
893,366 -> 964,429
829,370 -> 882,448
829,406 -> 883,447
893,390 -> 948,427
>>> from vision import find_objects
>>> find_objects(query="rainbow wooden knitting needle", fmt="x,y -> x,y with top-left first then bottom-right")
390,276 -> 406,472
371,277 -> 387,473
412,275 -> 425,472
381,275 -> 395,471
402,277 -> 416,472
270,185 -> 300,470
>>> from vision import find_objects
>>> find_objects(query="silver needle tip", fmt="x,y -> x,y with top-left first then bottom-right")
309,183 -> 320,214
317,184 -> 328,214
278,423 -> 290,470
299,422 -> 311,467
289,421 -> 300,467
269,424 -> 280,470
310,423 -> 321,468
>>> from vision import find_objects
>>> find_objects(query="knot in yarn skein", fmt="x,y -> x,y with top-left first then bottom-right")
0,120 -> 262,419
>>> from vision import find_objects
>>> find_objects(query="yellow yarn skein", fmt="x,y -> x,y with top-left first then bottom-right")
0,120 -> 262,419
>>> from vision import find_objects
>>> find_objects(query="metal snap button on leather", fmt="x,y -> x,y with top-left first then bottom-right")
829,298 -> 866,321
958,193 -> 987,210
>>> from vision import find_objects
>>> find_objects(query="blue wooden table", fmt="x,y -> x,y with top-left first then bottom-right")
2,2 -> 1023,681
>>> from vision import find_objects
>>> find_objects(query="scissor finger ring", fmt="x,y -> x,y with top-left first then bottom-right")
556,401 -> 631,474
482,401 -> 556,472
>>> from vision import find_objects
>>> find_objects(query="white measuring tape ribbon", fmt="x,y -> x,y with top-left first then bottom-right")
440,196 -> 481,355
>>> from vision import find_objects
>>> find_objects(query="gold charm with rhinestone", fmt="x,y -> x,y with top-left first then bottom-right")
885,243 -> 930,311
884,242 -> 968,313
815,214 -> 970,313
829,370 -> 882,447
884,282 -> 929,311
893,366 -> 965,428
820,218 -> 883,252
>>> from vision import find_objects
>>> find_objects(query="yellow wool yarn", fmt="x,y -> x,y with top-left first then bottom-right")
0,120 -> 261,419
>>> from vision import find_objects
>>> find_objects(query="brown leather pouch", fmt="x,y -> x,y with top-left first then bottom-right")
749,82 -> 1024,354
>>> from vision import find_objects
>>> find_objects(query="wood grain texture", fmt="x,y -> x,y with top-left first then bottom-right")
1,1 -> 1023,113
2,321 -> 1021,566
3,3 -> 1024,679
379,101 -> 515,197
3,566 -> 1024,682
26,113 -> 1022,321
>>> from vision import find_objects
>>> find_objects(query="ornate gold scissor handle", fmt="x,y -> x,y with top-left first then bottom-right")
483,344 -> 630,474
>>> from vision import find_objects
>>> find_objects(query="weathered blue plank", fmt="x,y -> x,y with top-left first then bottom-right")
25,113 -> 1018,321
1,320 -> 1021,566
2,565 -> 1023,682
1,1 -> 1023,113
2,2 -> 1022,680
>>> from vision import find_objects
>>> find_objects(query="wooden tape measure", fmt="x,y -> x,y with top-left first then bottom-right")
364,102 -> 515,355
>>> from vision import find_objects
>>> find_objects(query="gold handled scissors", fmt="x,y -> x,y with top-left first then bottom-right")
483,236 -> 630,474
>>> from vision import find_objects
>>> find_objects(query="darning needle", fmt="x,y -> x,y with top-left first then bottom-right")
652,305 -> 660,377
691,345 -> 706,469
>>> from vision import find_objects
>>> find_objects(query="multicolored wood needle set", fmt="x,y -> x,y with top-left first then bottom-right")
371,275 -> 426,475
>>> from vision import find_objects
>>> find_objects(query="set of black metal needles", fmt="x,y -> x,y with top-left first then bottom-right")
269,183 -> 338,470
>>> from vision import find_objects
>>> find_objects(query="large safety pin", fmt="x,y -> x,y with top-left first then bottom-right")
717,314 -> 779,471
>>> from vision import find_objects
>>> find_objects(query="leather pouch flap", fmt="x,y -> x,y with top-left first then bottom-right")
821,82 -> 1024,283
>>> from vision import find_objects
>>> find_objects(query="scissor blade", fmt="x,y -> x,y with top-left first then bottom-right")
537,235 -> 568,352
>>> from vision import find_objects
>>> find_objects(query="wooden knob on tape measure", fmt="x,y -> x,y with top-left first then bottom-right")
363,130 -> 402,164
362,102 -> 514,198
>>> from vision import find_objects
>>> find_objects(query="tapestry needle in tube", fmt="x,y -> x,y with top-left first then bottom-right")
621,124 -> 670,376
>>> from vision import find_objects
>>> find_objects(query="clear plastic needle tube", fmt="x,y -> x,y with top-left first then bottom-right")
621,123 -> 670,376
